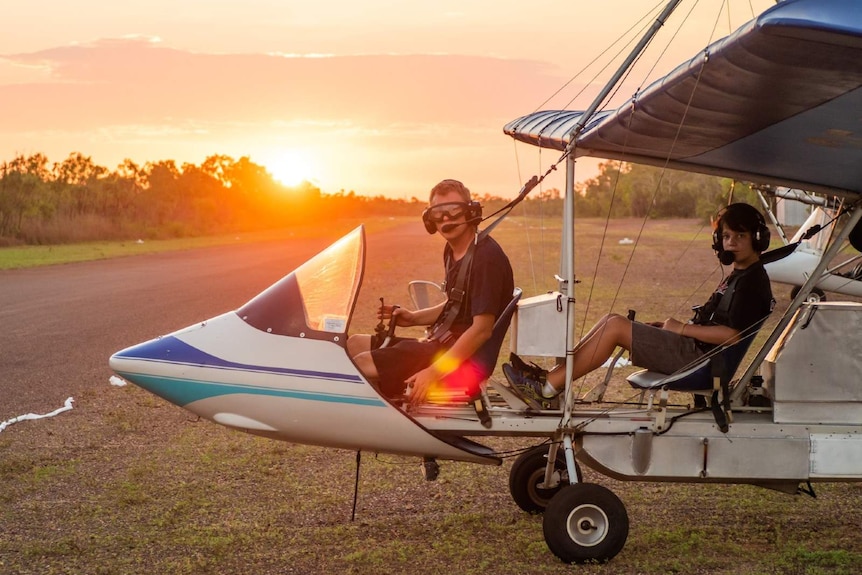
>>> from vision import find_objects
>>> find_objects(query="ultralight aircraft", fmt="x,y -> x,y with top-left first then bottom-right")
110,0 -> 862,563
755,186 -> 862,301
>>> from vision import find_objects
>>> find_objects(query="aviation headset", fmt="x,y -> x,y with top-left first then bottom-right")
850,215 -> 862,253
712,203 -> 771,264
421,200 -> 483,234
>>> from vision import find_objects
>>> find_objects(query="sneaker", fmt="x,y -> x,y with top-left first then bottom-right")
509,353 -> 547,383
502,363 -> 558,410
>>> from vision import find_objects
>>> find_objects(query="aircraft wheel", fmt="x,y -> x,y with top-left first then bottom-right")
790,285 -> 825,302
509,445 -> 582,513
543,483 -> 629,564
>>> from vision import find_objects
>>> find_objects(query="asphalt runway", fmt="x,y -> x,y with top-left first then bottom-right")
0,222 -> 435,420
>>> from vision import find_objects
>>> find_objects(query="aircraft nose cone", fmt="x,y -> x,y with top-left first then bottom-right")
108,336 -> 206,406
111,336 -> 178,364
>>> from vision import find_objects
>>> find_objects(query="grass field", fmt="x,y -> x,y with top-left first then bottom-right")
3,216 -> 862,574
0,218 -> 401,270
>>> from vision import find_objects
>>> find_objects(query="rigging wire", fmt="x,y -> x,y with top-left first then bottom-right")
528,0 -> 668,117
726,0 -> 733,33
566,308 -> 776,433
634,0 -> 708,87
509,2 -> 678,313
566,0 -> 735,397
570,19 -> 693,396
565,4 -> 696,363
559,4 -> 699,358
511,140 -> 539,295
507,1 -> 778,409
709,0 -> 731,43
537,150 -> 547,293
558,2 -> 667,113
507,1 -> 669,296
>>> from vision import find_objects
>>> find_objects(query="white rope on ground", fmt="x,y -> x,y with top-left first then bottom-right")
601,356 -> 632,369
0,397 -> 74,433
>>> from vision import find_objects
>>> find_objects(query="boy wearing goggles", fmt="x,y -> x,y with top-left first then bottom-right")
348,179 -> 514,406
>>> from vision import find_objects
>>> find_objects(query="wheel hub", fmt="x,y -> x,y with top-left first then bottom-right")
567,504 -> 608,547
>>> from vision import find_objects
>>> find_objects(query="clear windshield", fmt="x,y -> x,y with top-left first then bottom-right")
237,226 -> 364,338
295,227 -> 364,333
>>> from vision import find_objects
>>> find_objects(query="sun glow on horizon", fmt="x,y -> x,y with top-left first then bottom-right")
265,148 -> 320,187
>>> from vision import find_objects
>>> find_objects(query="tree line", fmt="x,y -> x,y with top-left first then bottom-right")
0,152 -> 754,246
573,161 -> 757,220
0,152 -> 423,246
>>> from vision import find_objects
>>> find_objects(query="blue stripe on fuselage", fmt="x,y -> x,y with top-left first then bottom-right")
113,335 -> 364,384
115,371 -> 386,408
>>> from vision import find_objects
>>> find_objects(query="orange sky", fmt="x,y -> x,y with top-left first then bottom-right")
0,0 -> 773,199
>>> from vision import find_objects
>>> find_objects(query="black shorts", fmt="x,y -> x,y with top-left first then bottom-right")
630,322 -> 705,375
370,337 -> 446,398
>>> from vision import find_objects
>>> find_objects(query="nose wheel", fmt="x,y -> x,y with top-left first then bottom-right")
508,445 -> 582,513
543,483 -> 629,563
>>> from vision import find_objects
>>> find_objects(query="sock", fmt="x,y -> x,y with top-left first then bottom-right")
541,382 -> 557,398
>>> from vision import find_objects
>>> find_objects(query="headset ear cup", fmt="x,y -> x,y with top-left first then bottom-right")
421,208 -> 437,234
753,210 -> 770,252
850,216 -> 862,252
468,201 -> 482,222
756,224 -> 771,252
712,206 -> 726,255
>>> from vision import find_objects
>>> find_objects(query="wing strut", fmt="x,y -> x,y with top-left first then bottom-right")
558,0 -> 685,484
560,0 -> 684,426
732,202 -> 862,403
562,0 -> 684,156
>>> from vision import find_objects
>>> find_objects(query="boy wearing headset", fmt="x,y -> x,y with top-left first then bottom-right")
504,202 -> 774,406
348,179 -> 514,406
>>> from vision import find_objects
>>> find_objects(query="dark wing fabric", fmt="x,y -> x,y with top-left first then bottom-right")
503,0 -> 862,198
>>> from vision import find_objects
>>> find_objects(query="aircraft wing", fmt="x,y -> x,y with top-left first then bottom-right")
504,0 -> 862,198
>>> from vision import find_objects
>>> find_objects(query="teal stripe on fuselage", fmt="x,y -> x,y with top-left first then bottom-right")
118,372 -> 387,408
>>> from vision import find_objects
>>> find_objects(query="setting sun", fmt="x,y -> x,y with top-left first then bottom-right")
265,148 -> 319,187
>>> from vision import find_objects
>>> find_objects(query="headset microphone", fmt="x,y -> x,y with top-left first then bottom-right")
718,250 -> 736,266
440,217 -> 481,233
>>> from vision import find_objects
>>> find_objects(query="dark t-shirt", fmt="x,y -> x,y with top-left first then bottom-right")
371,233 -> 513,397
631,260 -> 773,375
694,261 -> 773,333
441,235 -> 514,338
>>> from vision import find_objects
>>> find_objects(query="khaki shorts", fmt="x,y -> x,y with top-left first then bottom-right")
630,321 -> 705,375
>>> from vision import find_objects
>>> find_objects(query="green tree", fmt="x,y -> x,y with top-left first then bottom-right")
51,153 -> 108,217
0,165 -> 46,238
143,160 -> 181,228
575,162 -> 732,219
575,161 -> 631,217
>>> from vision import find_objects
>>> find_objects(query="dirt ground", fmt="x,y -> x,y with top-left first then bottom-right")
2,218 -> 862,574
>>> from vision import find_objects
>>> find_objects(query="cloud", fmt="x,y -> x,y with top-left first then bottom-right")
0,56 -> 54,85
0,37 -> 565,131
0,37 -> 574,196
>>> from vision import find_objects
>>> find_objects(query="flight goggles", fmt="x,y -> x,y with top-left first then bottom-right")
425,202 -> 469,223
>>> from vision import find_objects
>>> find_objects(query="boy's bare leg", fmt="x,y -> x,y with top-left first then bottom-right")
546,314 -> 633,391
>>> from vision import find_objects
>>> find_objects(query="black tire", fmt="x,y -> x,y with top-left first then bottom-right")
790,285 -> 825,302
543,483 -> 629,564
509,446 -> 582,513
